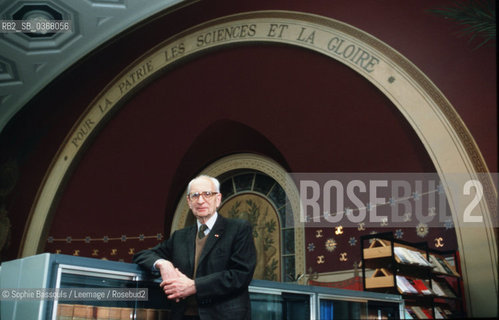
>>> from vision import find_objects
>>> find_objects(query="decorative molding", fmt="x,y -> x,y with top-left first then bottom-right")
1,1 -> 78,51
84,0 -> 127,9
0,56 -> 20,84
0,0 -> 185,133
46,233 -> 164,243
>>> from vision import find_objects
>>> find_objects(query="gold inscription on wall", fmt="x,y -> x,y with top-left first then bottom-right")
62,13 -> 382,164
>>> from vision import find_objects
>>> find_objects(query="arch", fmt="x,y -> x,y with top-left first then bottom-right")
162,118 -> 290,232
171,153 -> 305,281
21,11 -> 497,317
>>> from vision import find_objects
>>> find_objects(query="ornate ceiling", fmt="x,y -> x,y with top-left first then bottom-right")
0,0 -> 185,135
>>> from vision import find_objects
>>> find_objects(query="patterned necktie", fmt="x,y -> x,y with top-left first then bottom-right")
198,224 -> 208,239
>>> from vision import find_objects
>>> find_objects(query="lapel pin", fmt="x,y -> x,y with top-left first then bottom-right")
215,234 -> 219,238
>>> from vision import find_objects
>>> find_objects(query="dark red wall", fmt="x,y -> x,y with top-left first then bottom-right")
43,44 -> 442,262
0,0 -> 495,265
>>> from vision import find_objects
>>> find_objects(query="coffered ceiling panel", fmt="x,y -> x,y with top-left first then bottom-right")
0,0 -> 185,134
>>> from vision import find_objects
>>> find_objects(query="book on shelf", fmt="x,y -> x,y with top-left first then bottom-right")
412,251 -> 432,267
405,307 -> 418,319
408,306 -> 430,319
393,247 -> 412,264
434,307 -> 445,319
136,308 -> 170,320
396,275 -> 418,294
432,279 -> 456,298
71,304 -> 94,320
55,304 -> 161,320
395,247 -> 420,265
56,303 -> 73,320
430,254 -> 446,274
404,307 -> 416,319
95,306 -> 110,319
431,254 -> 459,276
420,306 -> 433,319
394,247 -> 431,267
436,306 -> 453,318
96,306 -> 132,320
408,279 -> 433,295
119,308 -> 134,320
430,279 -> 447,297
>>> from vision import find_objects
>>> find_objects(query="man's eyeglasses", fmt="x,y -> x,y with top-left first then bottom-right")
188,191 -> 219,201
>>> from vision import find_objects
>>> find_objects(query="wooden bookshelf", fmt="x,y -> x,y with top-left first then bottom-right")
361,232 -> 465,319
365,268 -> 395,289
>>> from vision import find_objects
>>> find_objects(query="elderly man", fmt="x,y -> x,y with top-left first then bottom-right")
133,175 -> 257,320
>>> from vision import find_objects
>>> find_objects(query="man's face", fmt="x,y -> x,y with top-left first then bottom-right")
187,177 -> 222,221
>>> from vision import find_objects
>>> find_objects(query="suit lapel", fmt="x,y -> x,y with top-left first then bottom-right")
197,215 -> 226,268
186,225 -> 197,276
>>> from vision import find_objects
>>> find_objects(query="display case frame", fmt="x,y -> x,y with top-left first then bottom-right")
53,263 -> 141,320
1,254 -> 404,319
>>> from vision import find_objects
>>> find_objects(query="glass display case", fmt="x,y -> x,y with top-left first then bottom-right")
249,280 -> 403,320
1,254 -> 403,319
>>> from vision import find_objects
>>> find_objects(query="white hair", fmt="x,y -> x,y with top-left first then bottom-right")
187,175 -> 220,194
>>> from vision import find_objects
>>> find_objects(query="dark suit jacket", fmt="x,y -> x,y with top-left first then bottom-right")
133,215 -> 257,320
